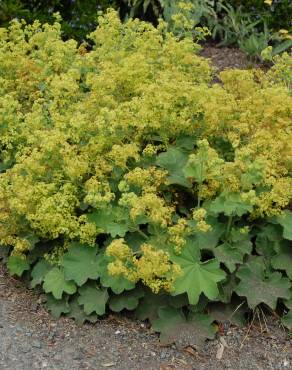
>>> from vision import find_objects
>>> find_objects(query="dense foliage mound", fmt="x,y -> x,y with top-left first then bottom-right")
0,10 -> 291,342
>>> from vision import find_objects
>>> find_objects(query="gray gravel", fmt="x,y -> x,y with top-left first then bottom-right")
1,264 -> 291,370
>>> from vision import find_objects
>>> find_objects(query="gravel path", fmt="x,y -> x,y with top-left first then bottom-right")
0,264 -> 291,370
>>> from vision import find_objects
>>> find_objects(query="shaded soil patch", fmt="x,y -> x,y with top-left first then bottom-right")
200,44 -> 264,71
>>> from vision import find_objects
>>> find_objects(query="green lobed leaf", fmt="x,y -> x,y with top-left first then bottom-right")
135,291 -> 188,322
189,296 -> 209,313
67,297 -> 97,326
46,294 -> 71,319
277,210 -> 292,240
168,294 -> 189,309
175,135 -> 196,151
186,312 -> 217,347
61,242 -> 100,286
190,217 -> 225,250
43,267 -> 77,299
135,291 -> 169,322
255,223 -> 283,259
78,282 -> 109,316
109,287 -> 144,312
235,257 -> 291,310
217,274 -> 238,304
214,242 -> 245,273
209,301 -> 247,327
156,147 -> 191,188
240,160 -> 264,188
209,192 -> 253,216
152,307 -> 186,344
152,307 -> 216,348
229,227 -> 253,249
7,256 -> 30,277
271,241 -> 292,279
31,259 -> 52,288
183,155 -> 206,184
213,234 -> 252,273
87,205 -> 135,238
281,311 -> 292,330
125,231 -> 145,253
170,238 -> 226,304
284,298 -> 292,310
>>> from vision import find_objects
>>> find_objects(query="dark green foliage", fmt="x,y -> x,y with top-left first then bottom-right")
228,0 -> 292,32
0,0 -> 118,40
1,0 -> 291,46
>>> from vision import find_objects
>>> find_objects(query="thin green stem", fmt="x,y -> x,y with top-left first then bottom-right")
137,229 -> 148,240
197,183 -> 202,208
225,215 -> 233,239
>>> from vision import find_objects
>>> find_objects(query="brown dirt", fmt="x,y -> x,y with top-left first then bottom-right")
200,44 -> 264,71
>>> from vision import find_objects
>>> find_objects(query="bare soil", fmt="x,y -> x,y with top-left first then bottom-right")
200,44 -> 264,71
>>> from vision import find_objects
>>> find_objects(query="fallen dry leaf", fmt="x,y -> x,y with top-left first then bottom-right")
102,362 -> 116,368
216,343 -> 225,360
159,365 -> 176,370
183,346 -> 197,358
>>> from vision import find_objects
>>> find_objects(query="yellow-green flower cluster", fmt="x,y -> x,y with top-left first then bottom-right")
119,192 -> 174,227
120,167 -> 167,193
84,177 -> 114,208
133,244 -> 181,293
192,208 -> 212,233
107,240 -> 181,293
168,218 -> 190,254
0,10 -> 291,275
106,238 -> 132,261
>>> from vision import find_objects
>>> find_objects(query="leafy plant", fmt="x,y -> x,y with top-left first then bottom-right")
0,11 -> 291,345
7,255 -> 30,277
43,267 -> 77,299
152,307 -> 216,347
210,2 -> 263,47
170,238 -> 226,304
238,29 -> 270,59
0,0 -> 118,40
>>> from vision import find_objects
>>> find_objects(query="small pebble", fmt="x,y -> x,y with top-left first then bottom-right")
32,340 -> 42,349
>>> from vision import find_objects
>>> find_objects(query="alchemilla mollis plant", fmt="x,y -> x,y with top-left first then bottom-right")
0,10 -> 291,343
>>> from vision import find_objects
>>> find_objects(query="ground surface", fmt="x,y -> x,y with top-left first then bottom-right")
1,264 -> 292,370
0,47 -> 290,370
200,44 -> 264,71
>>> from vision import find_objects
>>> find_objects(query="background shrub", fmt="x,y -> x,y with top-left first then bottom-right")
1,1 -> 291,42
229,0 -> 292,32
0,0 -> 118,40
